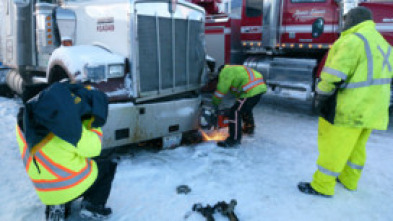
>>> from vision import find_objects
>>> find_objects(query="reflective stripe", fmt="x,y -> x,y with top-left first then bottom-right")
91,129 -> 103,143
354,33 -> 374,81
378,45 -> 392,72
17,126 -> 30,167
214,91 -> 225,98
347,161 -> 364,170
340,33 -> 393,89
244,67 -> 255,81
318,165 -> 340,177
33,159 -> 93,191
322,67 -> 348,80
35,151 -> 73,178
341,78 -> 392,89
242,79 -> 265,92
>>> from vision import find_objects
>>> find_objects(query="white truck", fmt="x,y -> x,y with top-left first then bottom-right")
0,0 -> 207,149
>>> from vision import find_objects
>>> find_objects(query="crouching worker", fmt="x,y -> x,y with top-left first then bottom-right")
212,65 -> 267,147
15,82 -> 117,220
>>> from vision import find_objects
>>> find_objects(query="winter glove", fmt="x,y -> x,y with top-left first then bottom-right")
314,93 -> 331,114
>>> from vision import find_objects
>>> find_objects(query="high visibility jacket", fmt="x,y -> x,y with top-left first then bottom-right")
317,21 -> 393,130
213,65 -> 267,106
16,124 -> 102,205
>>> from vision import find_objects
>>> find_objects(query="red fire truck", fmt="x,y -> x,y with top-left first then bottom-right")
193,0 -> 393,107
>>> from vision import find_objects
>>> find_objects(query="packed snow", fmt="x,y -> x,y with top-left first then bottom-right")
0,93 -> 392,221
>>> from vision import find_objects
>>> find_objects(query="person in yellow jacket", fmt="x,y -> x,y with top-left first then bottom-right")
298,7 -> 393,197
212,65 -> 267,147
16,83 -> 117,220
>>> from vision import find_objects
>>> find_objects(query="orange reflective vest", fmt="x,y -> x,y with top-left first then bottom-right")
16,125 -> 102,205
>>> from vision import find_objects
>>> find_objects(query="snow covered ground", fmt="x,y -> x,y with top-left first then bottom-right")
0,94 -> 392,221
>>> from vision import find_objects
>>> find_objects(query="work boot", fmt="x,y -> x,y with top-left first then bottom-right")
242,125 -> 255,135
297,182 -> 332,198
217,138 -> 240,148
46,204 -> 66,221
80,201 -> 112,220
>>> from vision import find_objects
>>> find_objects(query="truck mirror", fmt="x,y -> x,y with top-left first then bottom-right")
312,18 -> 325,39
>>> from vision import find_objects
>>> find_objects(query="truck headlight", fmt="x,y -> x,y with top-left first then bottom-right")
108,64 -> 124,78
85,65 -> 106,83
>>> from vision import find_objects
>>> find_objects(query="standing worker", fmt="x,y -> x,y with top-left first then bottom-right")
16,82 -> 117,220
212,65 -> 267,147
298,7 -> 393,197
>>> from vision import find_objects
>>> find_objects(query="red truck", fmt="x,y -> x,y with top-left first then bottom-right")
193,0 -> 393,108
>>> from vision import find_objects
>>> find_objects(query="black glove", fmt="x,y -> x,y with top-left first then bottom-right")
314,93 -> 330,114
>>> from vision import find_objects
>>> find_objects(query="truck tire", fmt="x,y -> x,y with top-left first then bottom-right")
48,65 -> 69,84
0,84 -> 14,98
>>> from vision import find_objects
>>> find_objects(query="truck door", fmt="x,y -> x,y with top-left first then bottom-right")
240,0 -> 263,44
281,0 -> 339,47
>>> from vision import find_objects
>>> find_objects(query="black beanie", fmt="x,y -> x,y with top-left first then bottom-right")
343,6 -> 373,31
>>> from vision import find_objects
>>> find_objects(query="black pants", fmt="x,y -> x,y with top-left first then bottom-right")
45,159 -> 117,217
82,158 -> 117,206
228,94 -> 262,142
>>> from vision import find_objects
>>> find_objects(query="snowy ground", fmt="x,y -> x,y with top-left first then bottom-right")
0,93 -> 392,221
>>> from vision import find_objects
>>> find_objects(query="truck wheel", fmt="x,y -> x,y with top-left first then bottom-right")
48,65 -> 69,84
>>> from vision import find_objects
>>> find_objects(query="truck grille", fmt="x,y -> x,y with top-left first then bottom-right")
137,15 -> 205,97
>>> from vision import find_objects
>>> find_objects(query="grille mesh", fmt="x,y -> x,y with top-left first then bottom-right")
137,15 -> 204,95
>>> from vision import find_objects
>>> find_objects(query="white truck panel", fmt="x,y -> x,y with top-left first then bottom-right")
65,0 -> 130,57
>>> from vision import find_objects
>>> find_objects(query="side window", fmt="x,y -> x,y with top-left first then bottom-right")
291,0 -> 326,2
246,0 -> 263,17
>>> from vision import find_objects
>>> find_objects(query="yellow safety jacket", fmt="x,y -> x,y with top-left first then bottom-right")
317,21 -> 393,129
16,124 -> 102,205
213,65 -> 267,106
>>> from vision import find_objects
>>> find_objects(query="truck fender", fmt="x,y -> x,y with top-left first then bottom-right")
46,45 -> 126,84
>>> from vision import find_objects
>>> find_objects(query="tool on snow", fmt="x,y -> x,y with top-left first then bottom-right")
214,199 -> 239,221
200,105 -> 229,130
176,185 -> 191,194
192,203 -> 216,221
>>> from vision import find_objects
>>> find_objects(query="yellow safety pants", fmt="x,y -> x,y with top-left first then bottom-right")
311,117 -> 372,196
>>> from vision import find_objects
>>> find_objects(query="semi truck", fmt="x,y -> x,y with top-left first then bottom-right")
0,0 -> 207,149
192,0 -> 393,108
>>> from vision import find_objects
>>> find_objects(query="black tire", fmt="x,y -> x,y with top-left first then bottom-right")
0,84 -> 14,98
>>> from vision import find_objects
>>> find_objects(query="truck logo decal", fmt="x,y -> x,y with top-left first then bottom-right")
293,9 -> 326,22
97,17 -> 114,32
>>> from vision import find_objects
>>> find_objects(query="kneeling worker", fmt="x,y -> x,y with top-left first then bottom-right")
16,82 -> 117,220
212,65 -> 267,147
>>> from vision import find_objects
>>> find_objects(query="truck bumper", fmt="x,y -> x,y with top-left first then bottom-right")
102,97 -> 201,149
